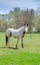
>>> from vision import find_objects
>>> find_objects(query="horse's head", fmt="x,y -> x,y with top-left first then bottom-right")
24,24 -> 29,33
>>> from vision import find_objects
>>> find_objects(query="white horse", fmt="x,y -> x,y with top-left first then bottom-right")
6,24 -> 28,48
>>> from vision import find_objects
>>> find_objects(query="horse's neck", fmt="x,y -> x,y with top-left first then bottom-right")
18,26 -> 25,31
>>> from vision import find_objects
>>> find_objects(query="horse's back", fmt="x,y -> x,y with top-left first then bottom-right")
6,28 -> 22,37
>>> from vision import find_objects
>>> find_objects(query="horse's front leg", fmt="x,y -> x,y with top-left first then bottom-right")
21,37 -> 24,48
16,38 -> 19,48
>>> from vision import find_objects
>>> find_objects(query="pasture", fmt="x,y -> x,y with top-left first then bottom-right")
0,32 -> 40,65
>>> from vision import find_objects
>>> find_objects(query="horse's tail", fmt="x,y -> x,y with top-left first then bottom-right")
6,35 -> 8,46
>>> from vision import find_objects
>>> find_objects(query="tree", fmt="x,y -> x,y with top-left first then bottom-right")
14,8 -> 35,29
36,16 -> 40,32
14,7 -> 20,14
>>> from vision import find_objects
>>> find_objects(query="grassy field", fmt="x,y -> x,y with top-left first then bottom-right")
0,32 -> 40,65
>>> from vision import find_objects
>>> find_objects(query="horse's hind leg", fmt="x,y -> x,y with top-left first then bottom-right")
16,38 -> 19,48
6,35 -> 8,47
6,35 -> 10,48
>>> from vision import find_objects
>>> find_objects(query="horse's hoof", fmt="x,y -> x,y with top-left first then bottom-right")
8,46 -> 10,48
16,45 -> 17,49
16,47 -> 17,49
22,46 -> 24,48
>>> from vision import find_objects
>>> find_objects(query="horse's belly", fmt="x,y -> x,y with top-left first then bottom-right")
12,32 -> 22,38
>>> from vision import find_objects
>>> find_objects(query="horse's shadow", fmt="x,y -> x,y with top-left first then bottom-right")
0,47 -> 18,50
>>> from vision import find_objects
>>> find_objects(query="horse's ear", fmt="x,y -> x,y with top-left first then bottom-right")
27,24 -> 28,26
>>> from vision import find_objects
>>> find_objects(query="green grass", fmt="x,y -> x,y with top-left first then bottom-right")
0,32 -> 40,65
